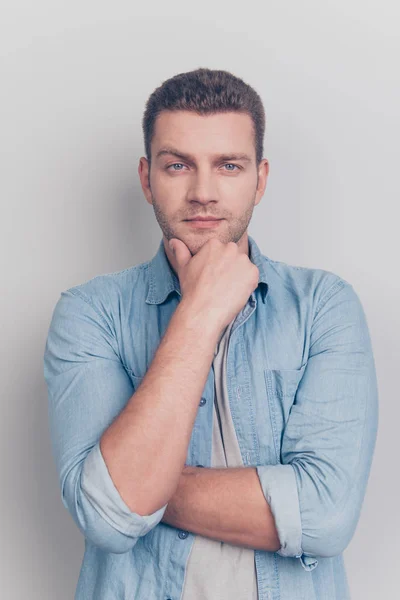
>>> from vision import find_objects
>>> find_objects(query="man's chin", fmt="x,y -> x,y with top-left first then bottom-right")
183,231 -> 223,254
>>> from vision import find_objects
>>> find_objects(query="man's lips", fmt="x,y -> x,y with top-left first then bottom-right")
185,217 -> 223,221
184,218 -> 224,228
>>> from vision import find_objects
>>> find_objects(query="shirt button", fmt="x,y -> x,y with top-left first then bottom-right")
178,530 -> 189,539
199,397 -> 206,406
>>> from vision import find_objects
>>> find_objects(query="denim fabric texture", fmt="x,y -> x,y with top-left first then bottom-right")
43,235 -> 378,600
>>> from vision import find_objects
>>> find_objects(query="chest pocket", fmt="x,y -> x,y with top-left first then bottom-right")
264,365 -> 306,463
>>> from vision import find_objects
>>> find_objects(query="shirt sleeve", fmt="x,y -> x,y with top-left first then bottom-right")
256,280 -> 379,571
43,287 -> 168,554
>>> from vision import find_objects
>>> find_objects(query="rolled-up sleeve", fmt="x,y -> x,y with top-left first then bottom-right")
43,288 -> 167,554
256,280 -> 379,571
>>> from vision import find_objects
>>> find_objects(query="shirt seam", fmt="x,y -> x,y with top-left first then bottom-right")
67,288 -> 110,331
314,278 -> 348,317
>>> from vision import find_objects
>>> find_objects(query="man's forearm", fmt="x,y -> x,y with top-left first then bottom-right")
99,300 -> 221,517
161,466 -> 281,552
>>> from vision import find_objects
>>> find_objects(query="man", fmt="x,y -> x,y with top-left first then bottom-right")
43,68 -> 378,600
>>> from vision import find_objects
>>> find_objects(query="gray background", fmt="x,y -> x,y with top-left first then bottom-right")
1,1 -> 398,598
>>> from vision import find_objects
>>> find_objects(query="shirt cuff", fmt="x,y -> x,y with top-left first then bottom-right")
256,464 -> 318,571
81,440 -> 168,538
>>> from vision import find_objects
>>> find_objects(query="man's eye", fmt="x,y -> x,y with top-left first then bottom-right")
167,163 -> 185,171
166,163 -> 240,172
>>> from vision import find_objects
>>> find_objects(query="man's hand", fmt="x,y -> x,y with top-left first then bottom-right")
168,237 -> 259,334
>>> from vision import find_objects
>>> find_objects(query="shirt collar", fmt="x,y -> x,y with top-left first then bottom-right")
146,234 -> 269,305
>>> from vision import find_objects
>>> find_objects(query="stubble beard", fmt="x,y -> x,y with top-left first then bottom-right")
150,190 -> 257,256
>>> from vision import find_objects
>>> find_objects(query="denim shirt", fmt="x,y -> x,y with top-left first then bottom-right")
43,235 -> 378,600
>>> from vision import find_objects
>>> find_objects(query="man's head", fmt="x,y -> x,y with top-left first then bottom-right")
138,68 -> 269,262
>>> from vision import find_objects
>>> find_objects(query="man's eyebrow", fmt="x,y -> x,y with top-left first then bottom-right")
155,147 -> 252,163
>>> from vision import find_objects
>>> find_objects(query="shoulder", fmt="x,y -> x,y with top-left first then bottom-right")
60,261 -> 151,321
261,253 -> 354,312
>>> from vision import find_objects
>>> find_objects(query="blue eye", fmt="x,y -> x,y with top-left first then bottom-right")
166,163 -> 240,172
167,163 -> 185,171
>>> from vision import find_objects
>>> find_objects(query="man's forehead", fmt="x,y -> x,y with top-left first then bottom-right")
156,109 -> 252,124
154,110 -> 254,137
152,111 -> 256,162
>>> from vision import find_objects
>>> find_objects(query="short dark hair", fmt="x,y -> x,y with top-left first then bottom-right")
141,67 -> 266,168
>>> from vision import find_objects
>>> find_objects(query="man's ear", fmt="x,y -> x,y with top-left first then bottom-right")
138,157 -> 153,205
254,158 -> 269,207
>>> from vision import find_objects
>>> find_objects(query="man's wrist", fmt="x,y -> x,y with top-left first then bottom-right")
175,299 -> 223,342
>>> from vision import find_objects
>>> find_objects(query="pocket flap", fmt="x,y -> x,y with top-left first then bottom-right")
264,365 -> 306,399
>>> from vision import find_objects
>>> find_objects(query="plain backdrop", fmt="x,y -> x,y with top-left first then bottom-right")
1,1 -> 399,598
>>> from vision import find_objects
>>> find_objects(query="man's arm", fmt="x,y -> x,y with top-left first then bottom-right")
161,465 -> 280,552
162,280 -> 379,567
44,239 -> 258,554
99,298 -> 221,517
99,239 -> 258,517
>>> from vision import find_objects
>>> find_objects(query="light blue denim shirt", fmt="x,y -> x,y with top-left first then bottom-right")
43,235 -> 378,600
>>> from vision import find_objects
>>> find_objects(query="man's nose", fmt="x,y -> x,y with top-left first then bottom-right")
186,171 -> 218,205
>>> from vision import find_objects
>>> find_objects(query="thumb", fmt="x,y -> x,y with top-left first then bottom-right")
169,238 -> 192,270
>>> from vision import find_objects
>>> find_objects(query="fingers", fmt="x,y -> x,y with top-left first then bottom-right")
169,238 -> 192,271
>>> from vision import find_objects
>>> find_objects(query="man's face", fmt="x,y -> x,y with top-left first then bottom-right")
138,110 -> 269,257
